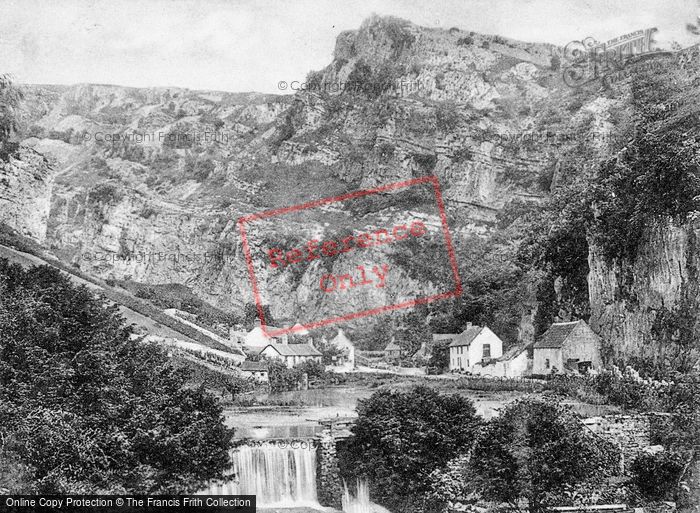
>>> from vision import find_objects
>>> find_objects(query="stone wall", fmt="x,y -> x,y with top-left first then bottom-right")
316,430 -> 342,509
581,414 -> 653,473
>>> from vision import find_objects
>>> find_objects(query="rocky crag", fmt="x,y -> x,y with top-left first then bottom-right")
1,15 -> 697,362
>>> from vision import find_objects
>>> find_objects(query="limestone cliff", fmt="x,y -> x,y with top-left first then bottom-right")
589,219 -> 700,369
11,16 -> 575,330
9,15 -> 695,360
0,147 -> 53,242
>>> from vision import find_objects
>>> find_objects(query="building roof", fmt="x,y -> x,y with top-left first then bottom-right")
247,325 -> 286,338
242,344 -> 265,356
384,341 -> 401,351
432,333 -> 459,341
262,343 -> 322,357
240,361 -> 268,372
496,342 -> 531,362
331,329 -> 353,349
534,320 -> 586,349
449,326 -> 485,347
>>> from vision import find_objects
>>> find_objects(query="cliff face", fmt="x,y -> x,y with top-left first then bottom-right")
10,15 -> 695,358
0,147 -> 53,242
11,17 -> 577,328
588,219 -> 700,369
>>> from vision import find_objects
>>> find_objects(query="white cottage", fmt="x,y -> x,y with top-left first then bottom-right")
260,343 -> 322,368
330,329 -> 355,371
471,343 -> 530,378
448,324 -> 503,372
245,320 -> 289,347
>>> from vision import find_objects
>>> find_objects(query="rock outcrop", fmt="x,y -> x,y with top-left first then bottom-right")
0,147 -> 53,242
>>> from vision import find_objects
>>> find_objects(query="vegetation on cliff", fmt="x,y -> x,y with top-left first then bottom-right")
510,60 -> 700,374
0,74 -> 22,160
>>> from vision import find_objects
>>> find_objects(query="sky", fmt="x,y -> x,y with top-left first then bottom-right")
0,0 -> 698,94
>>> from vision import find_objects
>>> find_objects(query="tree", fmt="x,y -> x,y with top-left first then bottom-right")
297,359 -> 325,379
394,307 -> 431,356
223,376 -> 254,401
467,398 -> 617,512
266,359 -> 302,392
315,337 -> 344,365
0,74 -> 23,159
338,386 -> 481,513
359,320 -> 394,351
428,340 -> 450,372
243,302 -> 276,329
0,259 -> 234,493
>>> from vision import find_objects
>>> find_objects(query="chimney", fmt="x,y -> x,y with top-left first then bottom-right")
465,322 -> 473,329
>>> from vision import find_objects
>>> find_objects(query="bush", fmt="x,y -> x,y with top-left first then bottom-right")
267,360 -> 302,392
339,386 -> 480,513
346,61 -> 402,99
297,359 -> 325,379
162,125 -> 193,149
457,36 -> 474,46
451,147 -> 473,162
630,451 -> 686,501
435,101 -> 460,132
412,153 -> 437,173
375,142 -> 395,162
88,183 -> 123,205
427,340 -> 450,372
468,398 -> 619,511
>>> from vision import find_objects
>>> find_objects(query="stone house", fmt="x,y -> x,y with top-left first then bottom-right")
384,340 -> 402,359
448,324 -> 503,372
245,319 -> 289,347
412,333 -> 459,361
532,320 -> 602,375
239,360 -> 269,382
259,343 -> 322,368
471,342 -> 531,378
330,329 -> 355,370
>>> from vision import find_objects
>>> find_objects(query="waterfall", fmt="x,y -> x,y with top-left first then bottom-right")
206,442 -> 319,508
342,480 -> 372,513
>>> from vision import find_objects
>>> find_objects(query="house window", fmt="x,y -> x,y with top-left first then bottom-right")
482,344 -> 491,359
545,358 -> 550,369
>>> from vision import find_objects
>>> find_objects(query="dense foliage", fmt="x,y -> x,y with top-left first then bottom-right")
428,340 -> 450,371
588,70 -> 700,263
511,62 -> 700,365
630,451 -> 686,502
338,386 -> 480,513
0,74 -> 22,159
0,259 -> 234,493
266,360 -> 303,392
465,399 -> 618,512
